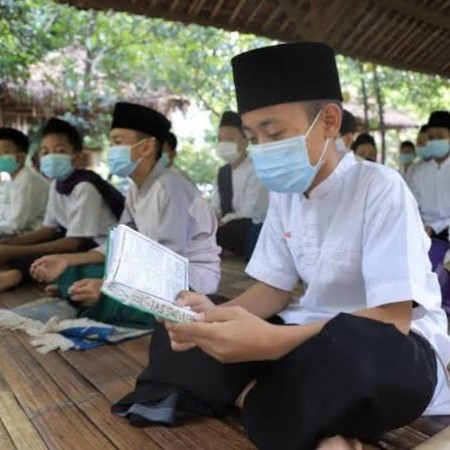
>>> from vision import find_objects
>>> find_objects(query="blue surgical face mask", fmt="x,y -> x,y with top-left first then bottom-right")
416,145 -> 432,160
159,152 -> 170,168
0,155 -> 21,174
249,111 -> 329,194
108,139 -> 147,178
399,153 -> 415,165
427,139 -> 449,159
40,154 -> 75,180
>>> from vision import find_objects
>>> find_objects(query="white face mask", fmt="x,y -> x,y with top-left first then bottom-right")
216,142 -> 239,163
335,137 -> 347,153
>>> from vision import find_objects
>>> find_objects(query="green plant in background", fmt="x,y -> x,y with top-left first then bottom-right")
1,0 -> 450,186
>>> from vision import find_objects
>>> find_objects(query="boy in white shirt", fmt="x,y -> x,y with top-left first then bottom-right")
112,43 -> 450,450
410,111 -> 450,242
31,103 -> 221,305
215,111 -> 269,260
0,118 -> 122,292
0,128 -> 49,236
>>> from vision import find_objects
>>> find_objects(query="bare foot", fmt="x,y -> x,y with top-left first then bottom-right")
235,379 -> 256,409
317,436 -> 363,450
0,269 -> 23,292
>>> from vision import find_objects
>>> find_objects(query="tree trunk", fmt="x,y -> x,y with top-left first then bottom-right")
358,62 -> 370,130
372,64 -> 386,164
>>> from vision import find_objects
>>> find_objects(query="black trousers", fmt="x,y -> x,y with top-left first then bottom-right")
431,227 -> 449,243
9,237 -> 98,281
112,314 -> 437,450
217,218 -> 252,258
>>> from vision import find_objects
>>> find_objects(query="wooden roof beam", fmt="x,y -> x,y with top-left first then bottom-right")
401,29 -> 443,67
263,4 -> 282,30
411,32 -> 450,75
244,0 -> 267,27
340,7 -> 376,51
211,0 -> 226,19
229,0 -> 246,23
277,0 -> 307,40
169,0 -> 180,12
380,20 -> 425,61
375,0 -> 450,32
350,11 -> 388,54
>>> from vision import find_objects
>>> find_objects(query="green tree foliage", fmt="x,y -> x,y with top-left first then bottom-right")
1,0 -> 449,182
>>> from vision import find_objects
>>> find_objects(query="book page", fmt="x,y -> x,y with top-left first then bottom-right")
107,225 -> 188,302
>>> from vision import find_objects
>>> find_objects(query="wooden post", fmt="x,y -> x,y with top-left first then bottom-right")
372,64 -> 386,164
358,62 -> 370,130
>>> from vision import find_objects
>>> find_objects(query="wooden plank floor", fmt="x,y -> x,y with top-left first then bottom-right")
0,257 -> 448,449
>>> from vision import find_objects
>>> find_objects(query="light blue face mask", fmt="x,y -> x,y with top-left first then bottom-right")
159,152 -> 170,168
40,154 -> 75,180
249,111 -> 329,194
0,155 -> 20,174
108,139 -> 147,178
427,139 -> 450,159
416,145 -> 432,160
399,153 -> 415,165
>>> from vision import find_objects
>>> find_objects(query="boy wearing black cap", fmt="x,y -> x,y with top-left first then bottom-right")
409,111 -> 450,242
0,128 -> 49,236
112,44 -> 450,450
214,110 -> 268,260
0,118 -> 123,292
31,103 -> 221,307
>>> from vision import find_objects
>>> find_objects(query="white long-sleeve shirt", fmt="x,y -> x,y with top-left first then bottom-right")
409,157 -> 450,234
213,156 -> 269,225
98,164 -> 221,294
0,166 -> 49,235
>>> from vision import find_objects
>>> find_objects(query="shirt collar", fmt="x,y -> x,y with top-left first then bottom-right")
138,160 -> 165,191
307,152 -> 358,200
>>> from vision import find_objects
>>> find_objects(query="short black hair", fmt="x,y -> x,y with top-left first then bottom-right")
165,132 -> 178,153
400,140 -> 415,149
340,109 -> 357,135
41,118 -> 83,152
0,128 -> 29,153
354,132 -> 376,149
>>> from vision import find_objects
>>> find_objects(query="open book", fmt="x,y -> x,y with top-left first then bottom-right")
102,224 -> 196,323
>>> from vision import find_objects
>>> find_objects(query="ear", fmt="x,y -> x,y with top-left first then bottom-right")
141,138 -> 157,157
321,104 -> 341,139
16,152 -> 27,165
71,152 -> 84,168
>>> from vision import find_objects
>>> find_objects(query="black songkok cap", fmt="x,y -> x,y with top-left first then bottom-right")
0,128 -> 29,153
219,111 -> 243,130
231,42 -> 343,115
41,118 -> 83,152
340,109 -> 357,135
427,111 -> 450,130
111,102 -> 171,144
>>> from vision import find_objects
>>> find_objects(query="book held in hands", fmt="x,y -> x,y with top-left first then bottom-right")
102,224 -> 196,323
